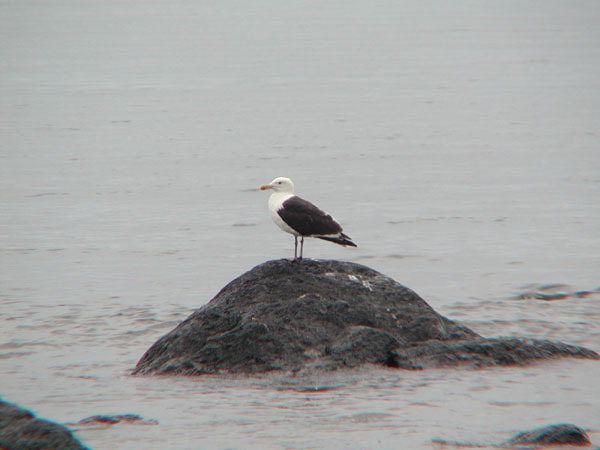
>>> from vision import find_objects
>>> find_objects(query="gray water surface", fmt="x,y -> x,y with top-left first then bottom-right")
1,1 -> 599,448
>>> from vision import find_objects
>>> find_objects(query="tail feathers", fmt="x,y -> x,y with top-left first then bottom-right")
316,233 -> 357,247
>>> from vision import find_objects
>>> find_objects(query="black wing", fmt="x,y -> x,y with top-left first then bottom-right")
278,196 -> 343,236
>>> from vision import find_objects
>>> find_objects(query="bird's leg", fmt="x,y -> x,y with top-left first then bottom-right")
294,236 -> 298,260
299,237 -> 304,260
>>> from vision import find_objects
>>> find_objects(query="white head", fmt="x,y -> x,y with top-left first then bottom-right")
260,177 -> 294,194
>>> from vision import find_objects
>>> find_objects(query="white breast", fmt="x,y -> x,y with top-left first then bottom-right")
268,192 -> 300,236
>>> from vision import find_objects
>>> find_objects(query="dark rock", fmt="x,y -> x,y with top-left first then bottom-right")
133,259 -> 599,375
505,423 -> 591,447
0,399 -> 88,450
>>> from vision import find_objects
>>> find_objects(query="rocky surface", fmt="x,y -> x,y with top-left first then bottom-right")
133,259 -> 599,375
0,399 -> 88,450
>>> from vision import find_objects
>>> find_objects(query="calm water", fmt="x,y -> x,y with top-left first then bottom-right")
1,1 -> 599,448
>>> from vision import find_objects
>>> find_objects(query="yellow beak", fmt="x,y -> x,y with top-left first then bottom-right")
260,184 -> 272,190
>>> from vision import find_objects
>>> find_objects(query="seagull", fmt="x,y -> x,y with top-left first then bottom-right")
260,177 -> 356,259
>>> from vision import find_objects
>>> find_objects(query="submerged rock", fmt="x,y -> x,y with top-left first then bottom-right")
0,399 -> 88,450
133,259 -> 599,375
433,423 -> 591,448
67,414 -> 158,428
505,423 -> 591,447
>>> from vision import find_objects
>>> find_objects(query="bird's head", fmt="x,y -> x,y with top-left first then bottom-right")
260,177 -> 294,193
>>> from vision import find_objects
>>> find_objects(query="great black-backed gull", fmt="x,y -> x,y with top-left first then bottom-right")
260,177 -> 357,259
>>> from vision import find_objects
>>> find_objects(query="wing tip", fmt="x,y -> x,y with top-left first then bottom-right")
315,234 -> 357,247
